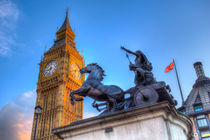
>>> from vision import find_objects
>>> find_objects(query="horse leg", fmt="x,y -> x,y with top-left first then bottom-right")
92,101 -> 107,112
92,100 -> 96,107
107,96 -> 117,112
70,86 -> 90,105
70,91 -> 76,105
75,97 -> 84,101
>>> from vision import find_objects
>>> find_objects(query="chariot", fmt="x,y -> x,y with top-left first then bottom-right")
92,81 -> 177,114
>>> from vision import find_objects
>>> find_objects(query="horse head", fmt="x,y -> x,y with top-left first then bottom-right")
80,63 -> 106,81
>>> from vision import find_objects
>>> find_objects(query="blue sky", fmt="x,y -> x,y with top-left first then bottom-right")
0,0 -> 210,139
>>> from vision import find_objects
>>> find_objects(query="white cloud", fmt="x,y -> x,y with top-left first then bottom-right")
0,88 -> 99,140
0,90 -> 36,140
0,0 -> 19,56
83,112 -> 98,119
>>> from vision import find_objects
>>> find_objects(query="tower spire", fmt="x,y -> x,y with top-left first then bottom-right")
57,8 -> 73,33
55,9 -> 75,42
67,8 -> 69,15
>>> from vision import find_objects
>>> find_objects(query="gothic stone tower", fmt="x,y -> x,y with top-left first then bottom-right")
31,10 -> 84,140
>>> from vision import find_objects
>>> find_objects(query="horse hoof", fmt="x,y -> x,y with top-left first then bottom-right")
71,100 -> 75,105
76,98 -> 83,101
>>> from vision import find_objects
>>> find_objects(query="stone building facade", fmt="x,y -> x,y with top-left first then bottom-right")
179,62 -> 210,140
31,10 -> 84,140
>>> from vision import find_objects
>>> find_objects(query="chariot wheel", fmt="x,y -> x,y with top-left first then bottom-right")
134,87 -> 159,106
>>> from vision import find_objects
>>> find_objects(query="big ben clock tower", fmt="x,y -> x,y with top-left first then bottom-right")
31,9 -> 84,140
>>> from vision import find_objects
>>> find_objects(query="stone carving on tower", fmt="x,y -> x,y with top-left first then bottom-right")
31,9 -> 84,140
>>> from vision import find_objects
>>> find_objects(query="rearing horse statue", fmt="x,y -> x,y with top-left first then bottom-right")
70,63 -> 124,112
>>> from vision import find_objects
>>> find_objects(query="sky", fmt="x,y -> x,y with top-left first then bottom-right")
0,0 -> 210,139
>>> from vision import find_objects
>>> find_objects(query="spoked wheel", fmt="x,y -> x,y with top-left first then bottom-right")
134,87 -> 159,107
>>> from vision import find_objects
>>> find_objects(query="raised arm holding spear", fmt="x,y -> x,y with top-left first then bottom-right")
120,46 -> 155,86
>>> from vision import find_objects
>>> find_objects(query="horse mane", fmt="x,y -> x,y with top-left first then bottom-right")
87,63 -> 106,80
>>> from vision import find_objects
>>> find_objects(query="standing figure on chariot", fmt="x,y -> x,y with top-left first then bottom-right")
121,46 -> 156,86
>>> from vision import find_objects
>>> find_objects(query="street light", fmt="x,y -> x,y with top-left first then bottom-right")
33,105 -> 42,140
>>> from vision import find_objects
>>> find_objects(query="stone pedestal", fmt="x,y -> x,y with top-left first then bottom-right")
53,102 -> 192,140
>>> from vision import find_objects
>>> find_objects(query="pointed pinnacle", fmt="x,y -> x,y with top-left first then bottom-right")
67,8 -> 69,15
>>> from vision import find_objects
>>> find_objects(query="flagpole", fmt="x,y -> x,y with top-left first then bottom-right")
173,59 -> 184,105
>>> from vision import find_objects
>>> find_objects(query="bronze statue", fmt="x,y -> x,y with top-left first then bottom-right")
121,46 -> 156,86
121,46 -> 177,107
70,63 -> 124,113
70,47 -> 177,115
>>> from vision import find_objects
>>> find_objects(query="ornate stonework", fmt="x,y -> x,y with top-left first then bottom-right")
31,9 -> 84,140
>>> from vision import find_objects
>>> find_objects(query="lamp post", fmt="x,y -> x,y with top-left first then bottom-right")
33,105 -> 42,140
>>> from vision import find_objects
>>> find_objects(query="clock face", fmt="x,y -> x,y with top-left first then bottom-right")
44,61 -> 58,77
70,63 -> 81,80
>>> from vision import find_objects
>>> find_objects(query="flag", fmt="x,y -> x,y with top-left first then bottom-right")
165,60 -> 174,72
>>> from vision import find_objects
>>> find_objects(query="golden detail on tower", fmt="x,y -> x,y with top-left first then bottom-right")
31,9 -> 84,140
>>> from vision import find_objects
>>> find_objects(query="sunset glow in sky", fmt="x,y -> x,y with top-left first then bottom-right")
1,0 -> 210,139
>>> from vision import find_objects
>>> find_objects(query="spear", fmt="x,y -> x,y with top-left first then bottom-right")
126,53 -> 132,64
